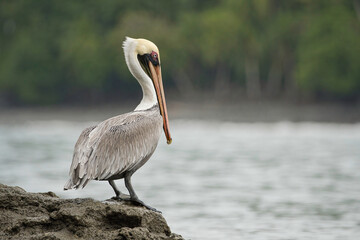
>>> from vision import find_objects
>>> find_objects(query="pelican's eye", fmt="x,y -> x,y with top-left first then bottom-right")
151,51 -> 158,62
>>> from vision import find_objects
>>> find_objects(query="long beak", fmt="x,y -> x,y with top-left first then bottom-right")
149,61 -> 172,144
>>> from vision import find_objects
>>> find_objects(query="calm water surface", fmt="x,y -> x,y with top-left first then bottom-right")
0,119 -> 360,239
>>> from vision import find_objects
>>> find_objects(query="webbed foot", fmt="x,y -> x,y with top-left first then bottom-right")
129,197 -> 161,213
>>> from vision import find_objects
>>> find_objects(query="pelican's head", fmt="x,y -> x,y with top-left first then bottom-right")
123,37 -> 172,144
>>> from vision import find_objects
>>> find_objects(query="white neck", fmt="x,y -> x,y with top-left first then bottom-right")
123,37 -> 157,111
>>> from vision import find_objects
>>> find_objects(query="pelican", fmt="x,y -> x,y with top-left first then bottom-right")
64,37 -> 172,212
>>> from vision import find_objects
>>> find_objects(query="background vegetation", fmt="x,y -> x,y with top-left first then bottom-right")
1,0 -> 359,106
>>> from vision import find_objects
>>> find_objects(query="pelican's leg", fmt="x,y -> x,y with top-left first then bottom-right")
124,173 -> 161,213
108,180 -> 130,200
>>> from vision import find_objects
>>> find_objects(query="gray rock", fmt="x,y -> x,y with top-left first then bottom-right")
0,184 -> 184,240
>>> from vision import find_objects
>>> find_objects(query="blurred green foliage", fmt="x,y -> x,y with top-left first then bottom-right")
0,0 -> 359,105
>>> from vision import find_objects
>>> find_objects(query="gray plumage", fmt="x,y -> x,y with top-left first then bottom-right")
64,105 -> 162,190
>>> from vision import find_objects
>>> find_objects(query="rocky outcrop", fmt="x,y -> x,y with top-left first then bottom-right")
0,184 -> 183,240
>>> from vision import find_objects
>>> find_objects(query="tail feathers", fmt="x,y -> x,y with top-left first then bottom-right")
64,162 -> 92,190
63,179 -> 75,190
63,177 -> 90,190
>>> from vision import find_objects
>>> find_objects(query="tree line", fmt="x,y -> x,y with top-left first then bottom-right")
0,0 -> 359,105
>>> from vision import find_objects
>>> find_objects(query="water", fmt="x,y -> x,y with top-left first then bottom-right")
1,119 -> 360,239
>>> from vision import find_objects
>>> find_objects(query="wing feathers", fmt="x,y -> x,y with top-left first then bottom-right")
64,107 -> 162,190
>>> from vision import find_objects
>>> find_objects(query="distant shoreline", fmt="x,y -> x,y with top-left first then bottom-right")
0,100 -> 359,124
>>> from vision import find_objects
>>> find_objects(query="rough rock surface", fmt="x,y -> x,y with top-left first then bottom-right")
0,184 -> 183,240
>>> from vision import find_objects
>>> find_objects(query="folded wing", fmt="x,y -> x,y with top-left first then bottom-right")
64,109 -> 162,190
